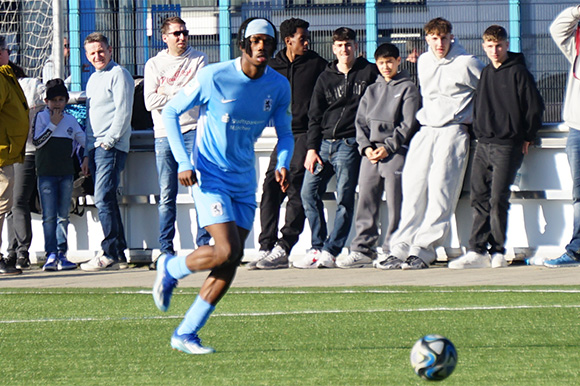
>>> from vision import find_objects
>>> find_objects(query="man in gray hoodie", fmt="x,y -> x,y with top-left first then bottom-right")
378,18 -> 484,270
545,5 -> 580,267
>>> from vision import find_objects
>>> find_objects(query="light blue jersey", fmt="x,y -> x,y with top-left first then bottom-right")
162,58 -> 293,228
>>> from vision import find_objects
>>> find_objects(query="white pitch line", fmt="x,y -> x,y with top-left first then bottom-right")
2,304 -> 580,324
2,288 -> 580,296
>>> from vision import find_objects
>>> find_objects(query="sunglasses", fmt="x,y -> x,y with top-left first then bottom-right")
167,30 -> 189,37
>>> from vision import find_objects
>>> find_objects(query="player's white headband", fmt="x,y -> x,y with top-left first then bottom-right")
244,19 -> 275,39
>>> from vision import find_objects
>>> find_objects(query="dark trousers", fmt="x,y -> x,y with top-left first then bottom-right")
468,142 -> 524,255
6,154 -> 37,259
258,132 -> 308,253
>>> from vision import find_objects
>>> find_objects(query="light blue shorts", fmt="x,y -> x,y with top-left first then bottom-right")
191,185 -> 256,231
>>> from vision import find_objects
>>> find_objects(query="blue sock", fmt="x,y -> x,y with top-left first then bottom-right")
176,295 -> 215,336
166,255 -> 192,280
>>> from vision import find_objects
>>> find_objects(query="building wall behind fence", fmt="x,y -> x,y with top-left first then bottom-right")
1,0 -> 577,121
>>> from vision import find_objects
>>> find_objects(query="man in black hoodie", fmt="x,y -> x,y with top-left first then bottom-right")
449,25 -> 544,270
249,18 -> 327,270
294,27 -> 379,269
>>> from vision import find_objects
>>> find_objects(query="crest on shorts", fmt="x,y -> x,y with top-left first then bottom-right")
264,97 -> 272,112
211,202 -> 223,217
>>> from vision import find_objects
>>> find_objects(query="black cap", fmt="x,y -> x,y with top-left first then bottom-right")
45,78 -> 69,101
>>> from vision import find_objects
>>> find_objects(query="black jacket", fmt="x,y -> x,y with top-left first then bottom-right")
269,50 -> 328,134
307,57 -> 379,150
473,52 -> 544,145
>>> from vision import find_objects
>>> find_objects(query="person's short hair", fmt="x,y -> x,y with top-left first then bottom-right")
238,17 -> 277,54
84,32 -> 109,48
280,18 -> 309,40
161,16 -> 186,34
424,18 -> 452,36
482,25 -> 508,42
374,43 -> 400,61
333,27 -> 356,42
45,78 -> 69,101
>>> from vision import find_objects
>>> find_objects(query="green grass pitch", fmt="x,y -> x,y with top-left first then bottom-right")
1,286 -> 580,385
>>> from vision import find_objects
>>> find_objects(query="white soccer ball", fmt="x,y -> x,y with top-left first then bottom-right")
410,334 -> 458,381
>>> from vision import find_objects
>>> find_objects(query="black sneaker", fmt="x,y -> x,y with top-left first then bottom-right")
374,255 -> 404,270
15,256 -> 31,270
0,259 -> 23,275
401,255 -> 429,270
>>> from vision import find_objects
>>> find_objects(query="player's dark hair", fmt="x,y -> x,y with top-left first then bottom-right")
332,27 -> 356,42
424,17 -> 452,36
483,25 -> 508,42
84,32 -> 110,48
161,16 -> 186,34
374,43 -> 400,61
279,18 -> 309,41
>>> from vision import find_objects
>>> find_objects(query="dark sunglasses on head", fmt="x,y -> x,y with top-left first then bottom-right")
167,30 -> 189,37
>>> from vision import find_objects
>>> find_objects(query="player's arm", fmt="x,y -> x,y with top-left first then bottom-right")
143,61 -> 169,111
304,77 -> 326,173
273,84 -> 294,192
162,75 -> 207,183
385,84 -> 421,155
100,70 -> 134,149
550,6 -> 580,61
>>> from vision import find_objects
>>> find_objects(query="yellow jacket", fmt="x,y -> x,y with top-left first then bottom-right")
0,64 -> 29,167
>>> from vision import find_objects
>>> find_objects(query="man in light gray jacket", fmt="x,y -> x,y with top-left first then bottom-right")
378,17 -> 484,270
545,5 -> 580,267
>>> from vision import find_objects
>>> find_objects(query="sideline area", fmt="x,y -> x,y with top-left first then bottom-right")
1,264 -> 579,288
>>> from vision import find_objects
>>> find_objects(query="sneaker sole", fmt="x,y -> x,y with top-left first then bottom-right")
336,262 -> 373,269
544,262 -> 580,268
80,263 -> 121,272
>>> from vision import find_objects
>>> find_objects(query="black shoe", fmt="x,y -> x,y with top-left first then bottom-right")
15,256 -> 31,270
0,259 -> 23,275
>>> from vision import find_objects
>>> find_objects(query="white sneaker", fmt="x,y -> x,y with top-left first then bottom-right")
336,251 -> 373,268
318,250 -> 336,268
448,251 -> 491,269
246,249 -> 270,270
293,249 -> 322,269
525,255 -> 549,266
491,253 -> 508,268
80,252 -> 119,272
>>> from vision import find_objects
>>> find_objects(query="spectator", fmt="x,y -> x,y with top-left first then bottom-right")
249,17 -> 327,270
144,16 -> 210,262
544,6 -> 580,268
375,18 -> 484,270
341,43 -> 420,269
293,27 -> 379,269
33,78 -> 86,271
449,25 -> 544,269
5,63 -> 45,270
0,36 -> 29,275
43,37 -> 71,88
79,33 -> 134,271
152,17 -> 293,354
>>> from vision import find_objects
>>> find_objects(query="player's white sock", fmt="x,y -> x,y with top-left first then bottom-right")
166,255 -> 192,279
176,295 -> 215,335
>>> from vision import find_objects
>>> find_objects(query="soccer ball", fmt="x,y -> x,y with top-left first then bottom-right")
410,334 -> 457,381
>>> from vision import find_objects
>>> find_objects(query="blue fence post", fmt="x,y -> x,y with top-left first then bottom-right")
68,0 -> 82,91
219,0 -> 231,61
509,0 -> 521,53
365,0 -> 378,62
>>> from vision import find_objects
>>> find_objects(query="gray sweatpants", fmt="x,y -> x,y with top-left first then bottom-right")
350,152 -> 405,258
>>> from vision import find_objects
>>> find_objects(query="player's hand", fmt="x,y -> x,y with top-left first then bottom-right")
178,170 -> 197,187
275,167 -> 290,193
522,141 -> 531,155
81,157 -> 90,176
304,149 -> 322,173
49,107 -> 64,125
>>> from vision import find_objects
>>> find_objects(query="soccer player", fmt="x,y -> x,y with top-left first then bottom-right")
153,17 -> 293,354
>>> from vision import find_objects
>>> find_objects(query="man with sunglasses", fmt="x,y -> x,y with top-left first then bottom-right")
144,17 -> 209,264
0,35 -> 29,275
545,6 -> 580,267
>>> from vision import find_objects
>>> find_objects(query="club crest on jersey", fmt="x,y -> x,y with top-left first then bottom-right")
211,202 -> 223,217
264,97 -> 272,112
222,113 -> 230,123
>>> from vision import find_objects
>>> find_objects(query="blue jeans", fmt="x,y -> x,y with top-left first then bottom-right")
155,130 -> 210,253
566,128 -> 580,258
38,175 -> 73,254
301,137 -> 361,256
88,147 -> 128,261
